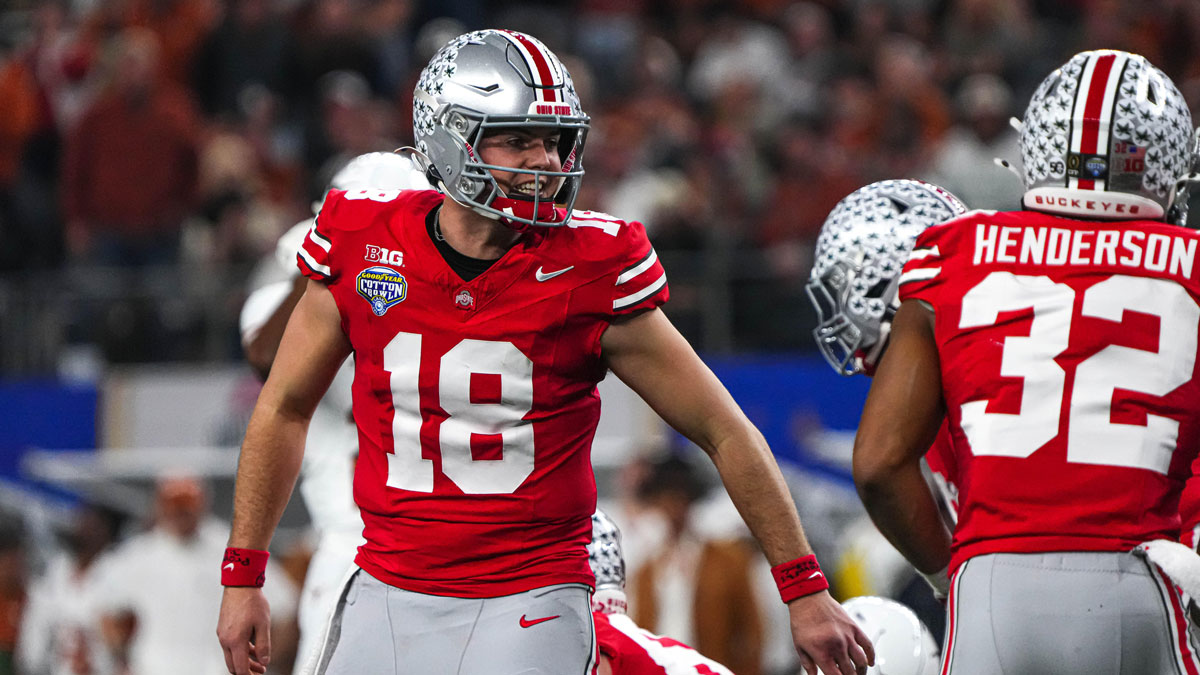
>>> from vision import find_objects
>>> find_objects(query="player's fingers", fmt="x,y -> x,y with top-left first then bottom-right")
222,645 -> 236,675
837,652 -> 866,675
798,652 -> 818,675
853,623 -> 875,668
225,643 -> 252,675
247,645 -> 267,675
846,644 -> 870,674
253,617 -> 272,669
818,655 -> 850,675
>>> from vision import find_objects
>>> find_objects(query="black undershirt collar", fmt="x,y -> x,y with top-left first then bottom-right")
425,205 -> 500,282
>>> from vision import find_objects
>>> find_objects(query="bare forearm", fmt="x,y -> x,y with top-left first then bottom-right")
707,426 -> 812,565
855,460 -> 951,573
228,403 -> 307,549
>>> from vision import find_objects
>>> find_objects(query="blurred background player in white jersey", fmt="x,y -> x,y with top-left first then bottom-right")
238,151 -> 430,672
854,49 -> 1200,674
101,475 -> 298,675
16,503 -> 123,675
805,179 -> 967,641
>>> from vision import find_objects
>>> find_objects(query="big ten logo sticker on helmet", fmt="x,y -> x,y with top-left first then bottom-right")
357,266 -> 407,316
365,245 -> 404,266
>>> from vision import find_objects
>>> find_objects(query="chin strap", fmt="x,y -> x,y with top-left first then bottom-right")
490,194 -> 565,231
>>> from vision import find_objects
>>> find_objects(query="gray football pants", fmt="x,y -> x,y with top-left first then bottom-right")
943,551 -> 1200,675
311,568 -> 596,675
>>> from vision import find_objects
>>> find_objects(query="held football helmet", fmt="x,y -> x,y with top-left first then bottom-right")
587,509 -> 628,615
1017,49 -> 1195,224
406,29 -> 589,229
806,180 -> 967,376
830,597 -> 940,675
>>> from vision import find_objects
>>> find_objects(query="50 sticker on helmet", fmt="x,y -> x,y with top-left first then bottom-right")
357,266 -> 407,316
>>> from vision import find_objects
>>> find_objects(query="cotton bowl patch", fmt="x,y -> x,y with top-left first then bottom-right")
357,266 -> 407,316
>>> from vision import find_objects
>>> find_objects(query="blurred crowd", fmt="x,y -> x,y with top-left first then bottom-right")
2,0 -> 1199,365
2,474 -> 299,675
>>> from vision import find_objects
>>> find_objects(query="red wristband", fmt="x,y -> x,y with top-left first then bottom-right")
222,547 -> 269,587
771,554 -> 829,603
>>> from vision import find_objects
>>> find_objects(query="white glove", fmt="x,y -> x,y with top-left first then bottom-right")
1137,539 -> 1200,598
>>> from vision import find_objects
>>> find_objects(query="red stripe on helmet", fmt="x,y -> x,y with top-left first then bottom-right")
503,30 -> 559,103
1076,53 -> 1117,190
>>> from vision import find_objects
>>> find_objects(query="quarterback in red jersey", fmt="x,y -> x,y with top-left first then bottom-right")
854,49 -> 1200,674
216,29 -> 871,675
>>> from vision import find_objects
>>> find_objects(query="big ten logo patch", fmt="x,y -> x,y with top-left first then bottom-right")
357,266 -> 407,316
365,245 -> 404,266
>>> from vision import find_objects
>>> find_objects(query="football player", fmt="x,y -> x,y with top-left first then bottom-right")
853,49 -> 1200,673
588,509 -> 737,674
217,29 -> 872,675
237,151 -> 431,674
806,178 -> 967,529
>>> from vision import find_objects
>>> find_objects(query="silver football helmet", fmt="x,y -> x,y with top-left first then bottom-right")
829,597 -> 940,675
806,180 -> 966,376
587,509 -> 628,615
407,29 -> 589,229
1017,49 -> 1195,224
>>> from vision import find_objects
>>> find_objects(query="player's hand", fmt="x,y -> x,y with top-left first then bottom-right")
217,586 -> 272,675
788,591 -> 874,675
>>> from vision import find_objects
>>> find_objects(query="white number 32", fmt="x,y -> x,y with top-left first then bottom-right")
958,272 -> 1198,474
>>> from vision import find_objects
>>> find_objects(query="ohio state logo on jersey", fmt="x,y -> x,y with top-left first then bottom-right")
357,266 -> 407,316
454,288 -> 475,310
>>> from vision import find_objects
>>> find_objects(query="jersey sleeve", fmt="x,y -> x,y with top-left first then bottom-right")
898,224 -> 951,306
297,217 -> 335,282
297,190 -> 349,283
609,218 -> 669,316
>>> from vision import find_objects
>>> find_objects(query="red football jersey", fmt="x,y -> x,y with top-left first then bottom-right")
297,188 -> 669,596
1181,482 -> 1200,545
899,210 -> 1200,572
593,612 -> 734,675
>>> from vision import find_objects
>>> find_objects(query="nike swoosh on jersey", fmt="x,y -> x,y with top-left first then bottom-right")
519,614 -> 561,628
535,265 -> 574,282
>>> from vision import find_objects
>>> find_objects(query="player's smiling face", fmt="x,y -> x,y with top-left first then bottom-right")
478,128 -> 564,200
